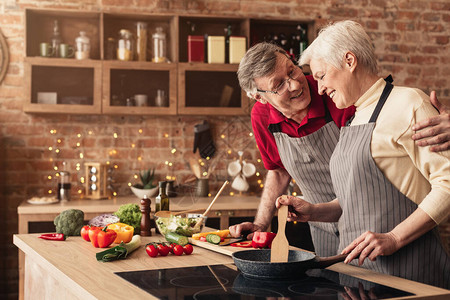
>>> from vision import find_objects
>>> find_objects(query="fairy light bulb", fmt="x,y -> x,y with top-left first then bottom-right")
48,147 -> 53,151
221,134 -> 225,139
171,148 -> 176,154
113,133 -> 118,138
128,182 -> 132,186
249,132 -> 253,137
139,129 -> 143,134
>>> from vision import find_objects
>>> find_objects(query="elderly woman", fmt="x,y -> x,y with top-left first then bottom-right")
278,20 -> 450,288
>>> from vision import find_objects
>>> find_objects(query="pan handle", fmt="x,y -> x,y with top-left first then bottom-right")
315,253 -> 347,269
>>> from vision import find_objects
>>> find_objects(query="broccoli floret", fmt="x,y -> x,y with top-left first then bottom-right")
54,209 -> 84,236
114,204 -> 142,234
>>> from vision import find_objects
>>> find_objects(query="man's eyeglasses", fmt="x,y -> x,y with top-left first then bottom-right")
257,66 -> 303,96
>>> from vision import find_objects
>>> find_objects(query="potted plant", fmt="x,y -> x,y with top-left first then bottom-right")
130,168 -> 158,199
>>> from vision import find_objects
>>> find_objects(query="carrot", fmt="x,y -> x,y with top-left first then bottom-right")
192,229 -> 230,240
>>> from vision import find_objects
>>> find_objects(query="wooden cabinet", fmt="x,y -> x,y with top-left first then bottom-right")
24,8 -> 314,115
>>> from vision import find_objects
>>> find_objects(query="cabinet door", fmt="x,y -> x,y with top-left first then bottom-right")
102,61 -> 177,115
177,63 -> 250,115
23,57 -> 102,114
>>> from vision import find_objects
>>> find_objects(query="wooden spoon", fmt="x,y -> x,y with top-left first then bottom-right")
196,180 -> 229,227
189,158 -> 202,179
270,204 -> 289,263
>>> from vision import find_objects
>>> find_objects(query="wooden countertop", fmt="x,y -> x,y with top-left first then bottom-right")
14,232 -> 450,300
18,195 -> 261,215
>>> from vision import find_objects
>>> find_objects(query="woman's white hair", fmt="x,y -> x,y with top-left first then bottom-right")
299,20 -> 378,75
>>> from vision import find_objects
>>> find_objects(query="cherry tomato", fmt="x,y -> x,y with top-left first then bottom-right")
172,244 -> 184,256
145,244 -> 158,257
157,243 -> 170,256
168,243 -> 177,254
183,244 -> 194,255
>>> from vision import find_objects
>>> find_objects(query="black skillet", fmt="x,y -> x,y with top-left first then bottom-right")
232,249 -> 346,280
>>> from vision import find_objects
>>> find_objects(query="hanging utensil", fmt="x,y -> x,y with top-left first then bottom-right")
189,158 -> 202,179
270,204 -> 289,262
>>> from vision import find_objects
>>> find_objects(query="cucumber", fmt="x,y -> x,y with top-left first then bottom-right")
206,233 -> 221,245
165,232 -> 189,246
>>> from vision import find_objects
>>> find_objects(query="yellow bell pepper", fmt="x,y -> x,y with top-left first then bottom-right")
108,222 -> 134,244
192,229 -> 230,240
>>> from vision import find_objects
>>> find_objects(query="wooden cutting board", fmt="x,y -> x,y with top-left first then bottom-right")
188,237 -> 253,256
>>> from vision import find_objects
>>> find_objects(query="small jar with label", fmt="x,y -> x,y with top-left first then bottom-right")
117,29 -> 134,61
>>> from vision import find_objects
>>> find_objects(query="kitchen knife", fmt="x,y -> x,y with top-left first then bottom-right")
219,236 -> 247,246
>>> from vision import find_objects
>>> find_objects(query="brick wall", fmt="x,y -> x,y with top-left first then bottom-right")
1,0 -> 449,298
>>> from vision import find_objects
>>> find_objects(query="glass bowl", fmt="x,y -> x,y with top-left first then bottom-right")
155,214 -> 207,236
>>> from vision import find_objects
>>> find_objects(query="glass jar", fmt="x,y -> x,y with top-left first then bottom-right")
105,37 -> 116,60
136,22 -> 148,61
152,27 -> 167,63
75,31 -> 90,60
117,29 -> 134,61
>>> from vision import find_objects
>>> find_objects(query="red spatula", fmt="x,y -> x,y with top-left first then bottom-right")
270,204 -> 289,262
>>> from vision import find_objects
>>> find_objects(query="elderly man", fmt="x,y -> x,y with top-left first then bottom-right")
229,42 -> 449,257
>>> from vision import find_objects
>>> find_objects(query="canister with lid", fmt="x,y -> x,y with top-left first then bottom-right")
117,29 -> 134,61
75,31 -> 90,60
207,36 -> 225,64
152,27 -> 167,63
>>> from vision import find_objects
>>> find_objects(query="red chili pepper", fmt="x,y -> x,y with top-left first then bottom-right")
251,232 -> 277,248
230,241 -> 252,248
38,233 -> 66,241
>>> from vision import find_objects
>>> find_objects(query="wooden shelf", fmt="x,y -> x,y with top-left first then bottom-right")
24,8 -> 314,116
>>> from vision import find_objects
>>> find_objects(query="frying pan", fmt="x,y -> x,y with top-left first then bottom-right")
232,249 -> 346,280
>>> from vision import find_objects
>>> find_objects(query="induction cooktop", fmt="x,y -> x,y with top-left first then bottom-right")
115,264 -> 414,299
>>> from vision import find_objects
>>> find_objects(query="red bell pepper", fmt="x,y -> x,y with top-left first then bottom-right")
38,233 -> 66,241
89,226 -> 117,248
230,241 -> 252,248
251,232 -> 277,248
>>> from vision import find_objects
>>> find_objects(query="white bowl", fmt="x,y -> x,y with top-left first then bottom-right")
130,186 -> 158,199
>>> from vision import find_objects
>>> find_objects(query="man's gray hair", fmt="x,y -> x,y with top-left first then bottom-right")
237,42 -> 287,96
299,20 -> 378,75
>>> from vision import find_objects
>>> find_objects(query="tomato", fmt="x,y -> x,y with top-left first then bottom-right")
199,236 -> 207,242
168,243 -> 176,254
80,225 -> 92,242
183,244 -> 194,255
157,243 -> 170,256
172,244 -> 184,256
145,244 -> 158,257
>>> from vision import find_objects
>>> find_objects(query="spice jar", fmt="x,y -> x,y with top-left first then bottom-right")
75,31 -> 90,60
152,27 -> 167,63
117,29 -> 134,61
136,22 -> 148,61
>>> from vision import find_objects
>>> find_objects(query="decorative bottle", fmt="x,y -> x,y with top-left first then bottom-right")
155,181 -> 169,212
51,20 -> 61,57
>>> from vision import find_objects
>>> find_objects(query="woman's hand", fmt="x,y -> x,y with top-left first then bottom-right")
342,231 -> 401,265
275,195 -> 314,222
412,91 -> 450,152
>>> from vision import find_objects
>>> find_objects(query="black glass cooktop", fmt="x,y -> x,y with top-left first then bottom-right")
115,264 -> 414,299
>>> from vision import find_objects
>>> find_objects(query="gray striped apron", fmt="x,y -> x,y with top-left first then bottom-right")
330,80 -> 450,288
269,100 -> 340,257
